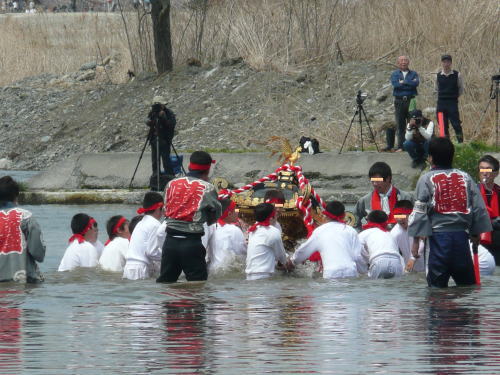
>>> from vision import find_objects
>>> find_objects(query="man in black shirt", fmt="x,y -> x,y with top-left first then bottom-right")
436,55 -> 464,143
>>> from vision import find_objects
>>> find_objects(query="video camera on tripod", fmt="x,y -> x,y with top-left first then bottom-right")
356,90 -> 368,105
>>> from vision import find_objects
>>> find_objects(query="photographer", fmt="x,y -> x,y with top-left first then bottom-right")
146,96 -> 176,177
403,109 -> 434,168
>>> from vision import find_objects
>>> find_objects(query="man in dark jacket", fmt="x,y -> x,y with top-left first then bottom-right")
147,96 -> 176,176
157,151 -> 222,283
0,176 -> 46,283
435,54 -> 464,143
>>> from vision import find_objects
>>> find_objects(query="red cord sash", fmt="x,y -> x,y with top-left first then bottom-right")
371,187 -> 398,224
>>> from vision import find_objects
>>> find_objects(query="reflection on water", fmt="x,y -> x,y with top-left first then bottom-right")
0,204 -> 500,373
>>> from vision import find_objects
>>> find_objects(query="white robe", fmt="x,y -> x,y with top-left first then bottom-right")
390,223 -> 425,272
469,242 -> 496,276
99,237 -> 129,272
123,215 -> 165,280
92,240 -> 105,258
245,226 -> 287,280
291,221 -> 366,279
58,240 -> 99,271
207,223 -> 246,274
358,228 -> 404,278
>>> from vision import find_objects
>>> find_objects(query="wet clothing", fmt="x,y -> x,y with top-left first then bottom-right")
157,175 -> 222,283
358,227 -> 404,279
99,237 -> 129,272
354,186 -> 413,230
472,243 -> 495,276
206,223 -> 246,274
435,70 -> 464,142
147,107 -> 176,175
390,69 -> 420,149
58,240 -> 99,271
291,221 -> 365,279
390,223 -> 425,272
246,226 -> 287,281
0,202 -> 45,283
408,167 -> 492,287
123,215 -> 165,280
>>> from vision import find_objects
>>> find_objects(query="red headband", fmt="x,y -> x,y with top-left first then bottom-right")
218,201 -> 237,226
248,210 -> 276,233
69,217 -> 96,243
323,210 -> 345,223
105,216 -> 128,245
393,208 -> 412,216
137,202 -> 163,215
189,160 -> 216,171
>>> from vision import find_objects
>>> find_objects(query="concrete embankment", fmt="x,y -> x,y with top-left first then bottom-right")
23,151 -> 424,204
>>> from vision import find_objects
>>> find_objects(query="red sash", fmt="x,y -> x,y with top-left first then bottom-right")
371,187 -> 398,224
480,184 -> 499,245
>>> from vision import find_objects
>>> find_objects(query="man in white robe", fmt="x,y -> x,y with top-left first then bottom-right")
99,216 -> 130,272
289,201 -> 366,279
123,192 -> 165,280
359,210 -> 404,279
58,214 -> 100,272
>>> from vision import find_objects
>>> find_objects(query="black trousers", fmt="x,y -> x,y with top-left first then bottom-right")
436,99 -> 463,142
388,97 -> 412,149
156,232 -> 208,283
427,231 -> 476,288
151,133 -> 174,176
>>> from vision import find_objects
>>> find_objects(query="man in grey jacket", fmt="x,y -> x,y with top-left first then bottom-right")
157,151 -> 222,283
409,138 -> 491,287
0,176 -> 46,283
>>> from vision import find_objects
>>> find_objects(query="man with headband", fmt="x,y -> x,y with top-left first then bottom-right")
354,161 -> 413,231
206,198 -> 246,274
390,200 -> 425,272
123,192 -> 166,280
157,151 -> 222,283
58,213 -> 100,272
358,210 -> 404,279
477,155 -> 500,264
99,216 -> 130,273
288,201 -> 365,279
245,203 -> 288,281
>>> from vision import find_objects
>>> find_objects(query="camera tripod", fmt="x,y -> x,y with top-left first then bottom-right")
339,91 -> 379,154
473,75 -> 499,148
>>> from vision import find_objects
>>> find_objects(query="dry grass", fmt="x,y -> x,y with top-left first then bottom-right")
1,0 -> 499,142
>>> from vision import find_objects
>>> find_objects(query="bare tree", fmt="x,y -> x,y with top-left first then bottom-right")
151,0 -> 173,73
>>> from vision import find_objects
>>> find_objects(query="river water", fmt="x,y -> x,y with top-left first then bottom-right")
1,173 -> 500,373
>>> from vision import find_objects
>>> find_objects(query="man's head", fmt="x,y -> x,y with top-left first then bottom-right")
369,162 -> 392,194
106,215 -> 130,241
393,200 -> 413,230
366,210 -> 388,224
429,137 -> 454,168
0,176 -> 20,203
255,202 -> 276,224
219,198 -> 238,224
441,54 -> 452,71
151,96 -> 167,113
142,191 -> 164,219
325,201 -> 345,220
478,154 -> 499,186
397,56 -> 410,71
71,213 -> 98,243
188,151 -> 214,181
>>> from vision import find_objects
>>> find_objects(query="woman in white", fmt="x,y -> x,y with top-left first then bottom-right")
123,192 -> 166,280
289,201 -> 366,279
99,215 -> 130,272
245,203 -> 288,281
58,213 -> 100,272
359,210 -> 404,279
